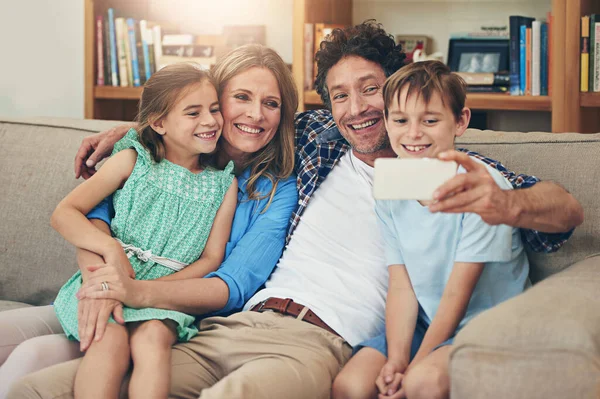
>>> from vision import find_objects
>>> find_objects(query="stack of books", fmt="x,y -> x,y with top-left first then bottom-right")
455,72 -> 510,93
508,14 -> 551,96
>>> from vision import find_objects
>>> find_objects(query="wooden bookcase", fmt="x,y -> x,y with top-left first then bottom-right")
84,0 -> 600,132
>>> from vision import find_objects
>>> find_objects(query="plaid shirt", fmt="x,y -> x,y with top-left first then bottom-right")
288,109 -> 573,253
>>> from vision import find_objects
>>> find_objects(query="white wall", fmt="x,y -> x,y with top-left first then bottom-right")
0,0 -> 293,120
154,0 -> 294,64
0,0 -> 85,118
353,0 -> 553,132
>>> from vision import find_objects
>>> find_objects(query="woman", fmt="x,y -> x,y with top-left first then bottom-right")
0,43 -> 299,396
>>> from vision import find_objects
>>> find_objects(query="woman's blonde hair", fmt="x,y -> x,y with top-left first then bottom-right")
211,44 -> 298,208
135,63 -> 216,166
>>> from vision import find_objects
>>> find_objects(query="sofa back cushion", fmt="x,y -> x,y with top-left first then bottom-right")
0,118 -> 121,305
457,129 -> 600,282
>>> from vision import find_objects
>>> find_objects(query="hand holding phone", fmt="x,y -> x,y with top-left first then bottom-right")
373,158 -> 458,200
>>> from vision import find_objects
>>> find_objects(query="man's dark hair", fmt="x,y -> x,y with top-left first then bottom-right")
314,20 -> 407,109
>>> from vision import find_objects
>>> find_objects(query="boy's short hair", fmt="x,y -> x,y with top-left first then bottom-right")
382,61 -> 467,121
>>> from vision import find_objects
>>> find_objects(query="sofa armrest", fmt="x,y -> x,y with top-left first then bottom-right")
450,255 -> 600,399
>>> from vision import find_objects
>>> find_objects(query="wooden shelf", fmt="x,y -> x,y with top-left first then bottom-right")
466,94 -> 551,111
304,90 -> 552,111
580,92 -> 600,107
94,86 -> 143,100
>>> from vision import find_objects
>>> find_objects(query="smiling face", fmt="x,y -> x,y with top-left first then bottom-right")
384,85 -> 470,159
219,67 -> 282,162
327,56 -> 393,164
154,79 -> 223,165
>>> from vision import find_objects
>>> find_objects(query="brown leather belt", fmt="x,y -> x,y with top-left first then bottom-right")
250,297 -> 341,338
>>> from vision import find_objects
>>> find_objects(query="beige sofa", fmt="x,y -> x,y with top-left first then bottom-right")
1,117 -> 599,397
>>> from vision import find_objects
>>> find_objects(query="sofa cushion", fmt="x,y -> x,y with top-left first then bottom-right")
0,300 -> 33,312
0,118 -> 122,306
450,255 -> 600,398
457,129 -> 600,282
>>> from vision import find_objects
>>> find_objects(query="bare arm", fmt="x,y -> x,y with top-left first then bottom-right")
75,123 -> 134,179
158,178 -> 238,282
431,150 -> 584,233
385,265 -> 419,371
52,149 -> 137,261
410,262 -> 483,367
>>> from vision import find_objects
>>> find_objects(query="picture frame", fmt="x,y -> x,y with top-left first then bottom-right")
447,39 -> 509,73
395,35 -> 432,62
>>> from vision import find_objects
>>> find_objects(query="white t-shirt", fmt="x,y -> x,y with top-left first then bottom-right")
245,151 -> 388,346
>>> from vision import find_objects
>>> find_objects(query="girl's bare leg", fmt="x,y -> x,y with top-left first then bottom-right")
128,320 -> 178,399
74,323 -> 130,399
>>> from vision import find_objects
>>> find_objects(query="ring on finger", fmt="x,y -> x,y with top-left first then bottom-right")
101,281 -> 109,291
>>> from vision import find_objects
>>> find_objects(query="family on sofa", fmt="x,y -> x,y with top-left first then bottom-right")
0,20 -> 584,399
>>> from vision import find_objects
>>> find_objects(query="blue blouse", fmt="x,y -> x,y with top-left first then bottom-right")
87,167 -> 298,316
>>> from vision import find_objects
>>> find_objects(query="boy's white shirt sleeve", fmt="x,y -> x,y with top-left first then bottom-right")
375,200 -> 404,266
454,163 -> 515,264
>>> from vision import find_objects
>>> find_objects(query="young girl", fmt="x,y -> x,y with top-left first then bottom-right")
50,63 -> 237,399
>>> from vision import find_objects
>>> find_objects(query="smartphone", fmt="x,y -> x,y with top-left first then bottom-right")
373,158 -> 458,200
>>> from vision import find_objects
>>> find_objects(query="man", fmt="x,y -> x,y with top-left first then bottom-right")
10,21 -> 582,399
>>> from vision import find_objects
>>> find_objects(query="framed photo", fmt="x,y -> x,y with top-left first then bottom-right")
447,39 -> 509,73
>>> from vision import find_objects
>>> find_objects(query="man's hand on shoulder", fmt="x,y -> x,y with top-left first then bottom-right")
75,123 -> 135,180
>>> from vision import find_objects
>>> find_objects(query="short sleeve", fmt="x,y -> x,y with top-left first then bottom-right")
112,128 -> 152,166
455,165 -> 514,263
221,160 -> 236,195
375,200 -> 404,266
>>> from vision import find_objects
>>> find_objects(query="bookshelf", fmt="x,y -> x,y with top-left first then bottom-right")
84,0 -> 600,132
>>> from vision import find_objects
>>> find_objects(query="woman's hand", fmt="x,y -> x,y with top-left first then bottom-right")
77,297 -> 125,351
74,123 -> 134,179
376,360 -> 406,399
76,264 -> 143,308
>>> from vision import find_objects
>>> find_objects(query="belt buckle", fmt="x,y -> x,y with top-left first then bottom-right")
255,299 -> 268,312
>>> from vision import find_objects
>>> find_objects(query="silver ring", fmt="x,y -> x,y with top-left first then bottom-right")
101,281 -> 109,291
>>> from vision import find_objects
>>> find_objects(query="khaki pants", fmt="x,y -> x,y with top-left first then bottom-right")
0,306 -> 81,398
8,311 -> 353,399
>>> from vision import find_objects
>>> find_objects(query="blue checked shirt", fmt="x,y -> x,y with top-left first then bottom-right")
289,109 -> 573,253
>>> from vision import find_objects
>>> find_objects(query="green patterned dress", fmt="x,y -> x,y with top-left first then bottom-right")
54,129 -> 235,342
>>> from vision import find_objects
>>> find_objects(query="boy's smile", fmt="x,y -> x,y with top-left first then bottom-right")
385,86 -> 470,159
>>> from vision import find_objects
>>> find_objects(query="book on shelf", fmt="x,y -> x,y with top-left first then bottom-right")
107,8 -> 119,87
531,21 -> 541,96
304,23 -> 314,91
115,18 -> 129,87
525,27 -> 532,95
581,16 -> 590,93
590,14 -> 600,92
103,12 -> 111,86
96,15 -> 104,86
455,72 -> 510,86
540,22 -> 548,96
126,18 -> 141,87
466,85 -> 509,93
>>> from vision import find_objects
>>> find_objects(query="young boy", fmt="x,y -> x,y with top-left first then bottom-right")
332,61 -> 530,399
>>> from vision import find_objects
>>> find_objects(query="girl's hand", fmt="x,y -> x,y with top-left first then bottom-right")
76,264 -> 142,308
77,297 -> 124,351
376,361 -> 405,398
103,242 -> 136,279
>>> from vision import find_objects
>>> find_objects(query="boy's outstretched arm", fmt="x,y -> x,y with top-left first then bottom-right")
410,262 -> 483,367
432,150 -> 583,233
